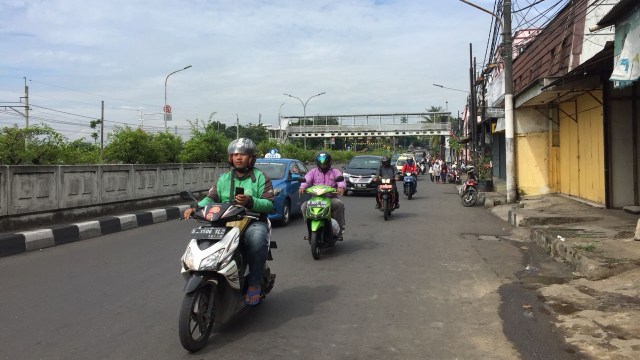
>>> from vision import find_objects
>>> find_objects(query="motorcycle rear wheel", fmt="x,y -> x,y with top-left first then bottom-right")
310,231 -> 321,260
179,284 -> 215,353
462,188 -> 478,207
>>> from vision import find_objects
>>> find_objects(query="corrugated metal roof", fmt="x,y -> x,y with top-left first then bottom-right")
597,0 -> 638,27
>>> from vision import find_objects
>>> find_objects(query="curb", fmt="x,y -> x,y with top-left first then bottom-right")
0,205 -> 190,258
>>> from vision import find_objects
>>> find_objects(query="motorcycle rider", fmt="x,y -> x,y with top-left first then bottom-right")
298,151 -> 346,240
401,157 -> 418,192
182,138 -> 274,306
375,155 -> 400,209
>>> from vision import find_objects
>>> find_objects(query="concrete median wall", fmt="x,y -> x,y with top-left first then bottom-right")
0,163 -> 226,232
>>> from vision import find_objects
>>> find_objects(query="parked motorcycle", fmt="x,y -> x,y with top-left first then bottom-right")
178,191 -> 277,352
303,176 -> 344,260
374,176 -> 398,221
402,172 -> 417,200
459,167 -> 478,207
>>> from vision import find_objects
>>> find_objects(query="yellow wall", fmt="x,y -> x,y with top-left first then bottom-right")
557,92 -> 605,204
516,132 -> 550,195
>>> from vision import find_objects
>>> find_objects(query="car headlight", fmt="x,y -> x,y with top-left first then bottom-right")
274,187 -> 282,196
343,172 -> 351,178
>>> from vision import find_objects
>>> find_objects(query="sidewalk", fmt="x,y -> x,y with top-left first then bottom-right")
481,189 -> 640,359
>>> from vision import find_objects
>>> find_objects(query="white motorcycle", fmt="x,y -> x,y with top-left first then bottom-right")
178,191 -> 276,352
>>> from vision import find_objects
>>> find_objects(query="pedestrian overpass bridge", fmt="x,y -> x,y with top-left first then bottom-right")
281,112 -> 451,139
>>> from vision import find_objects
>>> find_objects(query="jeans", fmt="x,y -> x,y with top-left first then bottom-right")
301,198 -> 346,231
243,221 -> 269,287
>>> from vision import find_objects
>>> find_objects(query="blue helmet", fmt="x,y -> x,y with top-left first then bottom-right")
407,158 -> 414,165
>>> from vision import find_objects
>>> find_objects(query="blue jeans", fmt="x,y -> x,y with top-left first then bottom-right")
243,221 -> 269,287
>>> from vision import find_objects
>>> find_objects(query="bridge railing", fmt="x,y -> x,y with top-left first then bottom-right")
286,123 -> 450,133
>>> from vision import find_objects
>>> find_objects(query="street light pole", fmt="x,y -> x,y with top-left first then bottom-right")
433,83 -> 470,94
164,65 -> 192,132
459,0 -> 515,203
278,102 -> 285,143
283,92 -> 326,149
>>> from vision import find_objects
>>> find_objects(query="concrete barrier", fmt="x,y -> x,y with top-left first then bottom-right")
0,163 -> 225,232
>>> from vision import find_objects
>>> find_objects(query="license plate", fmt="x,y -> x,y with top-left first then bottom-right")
191,227 -> 226,240
404,176 -> 413,181
379,184 -> 393,189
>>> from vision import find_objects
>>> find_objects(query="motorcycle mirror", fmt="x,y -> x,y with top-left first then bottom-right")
179,190 -> 197,202
334,175 -> 344,182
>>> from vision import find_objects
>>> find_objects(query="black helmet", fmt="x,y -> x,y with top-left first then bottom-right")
315,152 -> 332,172
381,156 -> 391,167
227,138 -> 257,171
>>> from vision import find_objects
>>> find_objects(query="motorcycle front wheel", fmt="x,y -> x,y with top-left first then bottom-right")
462,188 -> 478,207
310,231 -> 321,260
179,284 -> 216,352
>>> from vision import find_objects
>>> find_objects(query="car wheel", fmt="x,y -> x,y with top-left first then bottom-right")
280,199 -> 291,226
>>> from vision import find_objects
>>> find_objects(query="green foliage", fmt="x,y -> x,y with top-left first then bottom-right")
151,132 -> 183,163
179,124 -> 228,163
103,126 -> 156,164
59,139 -> 100,164
0,124 -> 67,165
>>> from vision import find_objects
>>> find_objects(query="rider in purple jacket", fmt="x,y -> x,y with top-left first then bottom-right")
298,152 -> 347,240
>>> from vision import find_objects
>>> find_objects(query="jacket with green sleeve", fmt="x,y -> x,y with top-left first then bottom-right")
198,168 -> 274,214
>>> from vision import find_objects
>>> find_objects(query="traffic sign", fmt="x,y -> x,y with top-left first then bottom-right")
164,105 -> 172,114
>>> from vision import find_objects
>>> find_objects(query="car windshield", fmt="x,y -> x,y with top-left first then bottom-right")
255,162 -> 287,179
396,159 -> 407,166
348,157 -> 380,169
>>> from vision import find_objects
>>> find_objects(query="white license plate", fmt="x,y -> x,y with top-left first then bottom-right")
191,227 -> 226,240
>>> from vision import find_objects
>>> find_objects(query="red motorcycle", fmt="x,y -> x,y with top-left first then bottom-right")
459,166 -> 478,207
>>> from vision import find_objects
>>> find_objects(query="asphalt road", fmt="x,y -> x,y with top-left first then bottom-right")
0,178 -> 576,359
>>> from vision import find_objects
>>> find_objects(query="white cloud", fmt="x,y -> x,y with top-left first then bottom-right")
0,0 -> 501,140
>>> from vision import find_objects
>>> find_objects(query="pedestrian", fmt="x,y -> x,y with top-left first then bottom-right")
429,159 -> 435,182
433,160 -> 441,183
441,161 -> 448,184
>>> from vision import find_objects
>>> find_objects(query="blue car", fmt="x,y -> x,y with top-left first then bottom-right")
254,158 -> 310,226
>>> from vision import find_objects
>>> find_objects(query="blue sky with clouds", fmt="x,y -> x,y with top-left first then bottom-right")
0,0 -> 500,140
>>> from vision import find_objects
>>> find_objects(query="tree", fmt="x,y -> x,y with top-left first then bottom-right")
89,119 -> 102,145
104,126 -> 155,164
60,139 -> 100,164
150,132 -> 183,163
0,124 -> 67,165
179,121 -> 228,163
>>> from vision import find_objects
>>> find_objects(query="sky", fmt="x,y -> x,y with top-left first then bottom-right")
0,0 -> 504,141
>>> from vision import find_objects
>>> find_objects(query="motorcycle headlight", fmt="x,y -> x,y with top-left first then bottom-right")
182,247 -> 195,270
200,248 -> 225,271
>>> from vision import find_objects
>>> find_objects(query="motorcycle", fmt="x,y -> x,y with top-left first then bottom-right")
178,191 -> 277,352
374,176 -> 398,221
448,167 -> 461,184
303,176 -> 344,260
402,172 -> 417,200
419,161 -> 427,175
459,166 -> 478,207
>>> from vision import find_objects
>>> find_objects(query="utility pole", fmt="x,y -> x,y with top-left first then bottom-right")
503,0 -> 516,203
459,0 -> 516,203
100,101 -> 104,163
24,78 -> 29,128
236,114 -> 240,139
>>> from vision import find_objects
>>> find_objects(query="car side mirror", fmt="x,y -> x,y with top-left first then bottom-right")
290,173 -> 303,182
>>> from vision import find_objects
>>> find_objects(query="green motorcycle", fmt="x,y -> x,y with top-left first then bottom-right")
304,177 -> 343,260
